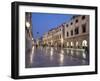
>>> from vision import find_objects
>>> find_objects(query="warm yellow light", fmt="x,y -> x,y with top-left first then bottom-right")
51,40 -> 53,43
67,42 -> 69,46
30,46 -> 35,64
32,38 -> 34,40
61,38 -> 64,44
60,54 -> 64,63
51,40 -> 53,45
26,22 -> 30,28
50,47 -> 53,61
82,40 -> 87,47
76,42 -> 78,46
60,49 -> 64,65
71,42 -> 74,46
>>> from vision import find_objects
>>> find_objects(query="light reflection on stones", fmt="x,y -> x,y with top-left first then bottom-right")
50,47 -> 53,61
71,49 -> 74,56
82,60 -> 86,64
76,50 -> 79,56
59,49 -> 64,66
26,47 -> 89,68
82,50 -> 86,59
45,47 -> 49,54
55,47 -> 57,50
67,49 -> 69,54
70,55 -> 74,61
30,46 -> 35,64
40,46 -> 43,50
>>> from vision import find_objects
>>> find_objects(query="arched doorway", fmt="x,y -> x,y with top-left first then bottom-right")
82,40 -> 88,53
71,42 -> 74,48
67,42 -> 69,48
82,40 -> 87,47
76,41 -> 79,48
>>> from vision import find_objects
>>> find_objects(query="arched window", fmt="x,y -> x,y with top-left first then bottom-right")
75,19 -> 78,23
71,30 -> 73,36
76,41 -> 78,46
75,27 -> 79,35
67,32 -> 69,37
71,22 -> 73,25
82,23 -> 86,33
82,40 -> 87,47
67,42 -> 69,46
71,42 -> 74,46
66,24 -> 68,27
82,15 -> 85,20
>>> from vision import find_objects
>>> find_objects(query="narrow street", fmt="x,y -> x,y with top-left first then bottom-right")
26,46 -> 89,68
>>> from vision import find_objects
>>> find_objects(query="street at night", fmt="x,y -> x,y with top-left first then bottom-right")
25,46 -> 89,68
25,13 -> 89,68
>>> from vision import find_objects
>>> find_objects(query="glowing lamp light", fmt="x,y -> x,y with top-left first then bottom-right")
32,38 -> 33,40
26,22 -> 30,28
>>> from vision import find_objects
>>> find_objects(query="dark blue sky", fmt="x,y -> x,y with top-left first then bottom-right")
32,13 -> 74,39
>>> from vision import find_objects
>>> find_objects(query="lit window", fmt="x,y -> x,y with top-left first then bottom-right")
71,42 -> 74,46
67,42 -> 69,46
76,42 -> 78,46
82,40 -> 87,47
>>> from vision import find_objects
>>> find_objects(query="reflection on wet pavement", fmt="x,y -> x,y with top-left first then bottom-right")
25,46 -> 89,68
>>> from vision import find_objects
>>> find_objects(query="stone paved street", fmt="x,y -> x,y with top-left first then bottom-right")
25,46 -> 89,68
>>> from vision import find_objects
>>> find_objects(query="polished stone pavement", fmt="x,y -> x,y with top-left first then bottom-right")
25,46 -> 89,68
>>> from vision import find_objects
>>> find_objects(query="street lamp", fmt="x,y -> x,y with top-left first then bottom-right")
26,22 -> 30,28
32,38 -> 34,46
32,38 -> 34,40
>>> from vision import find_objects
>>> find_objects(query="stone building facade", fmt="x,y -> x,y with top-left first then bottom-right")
25,12 -> 34,52
43,25 -> 64,47
64,15 -> 89,49
42,15 -> 89,49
